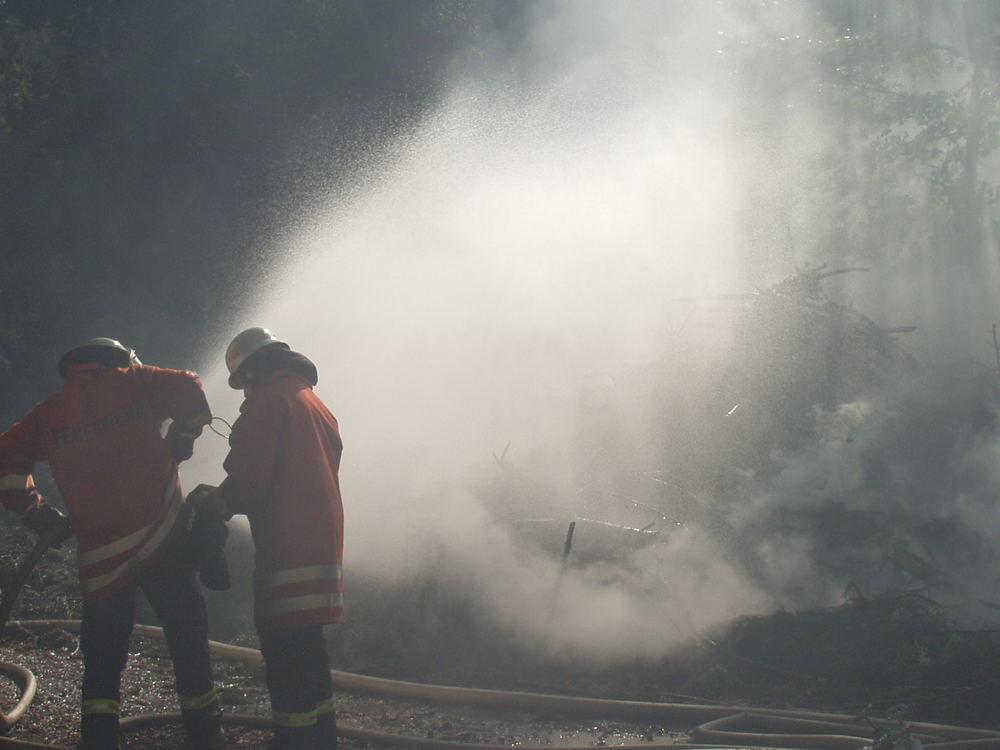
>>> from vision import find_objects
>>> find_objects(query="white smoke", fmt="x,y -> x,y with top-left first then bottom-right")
182,1 -> 1000,662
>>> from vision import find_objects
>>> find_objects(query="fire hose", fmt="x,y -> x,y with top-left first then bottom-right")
2,541 -> 1000,749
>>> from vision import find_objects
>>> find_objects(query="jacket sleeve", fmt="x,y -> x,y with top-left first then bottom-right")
138,365 -> 212,437
218,392 -> 287,516
0,407 -> 44,512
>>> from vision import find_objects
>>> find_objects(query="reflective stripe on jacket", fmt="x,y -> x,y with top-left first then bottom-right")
77,470 -> 186,597
219,368 -> 343,630
254,563 -> 343,627
0,363 -> 211,601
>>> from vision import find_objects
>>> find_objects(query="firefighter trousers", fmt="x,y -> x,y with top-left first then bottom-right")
79,536 -> 219,749
259,624 -> 336,750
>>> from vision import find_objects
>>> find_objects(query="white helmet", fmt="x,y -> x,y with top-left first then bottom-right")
225,327 -> 288,388
59,337 -> 140,377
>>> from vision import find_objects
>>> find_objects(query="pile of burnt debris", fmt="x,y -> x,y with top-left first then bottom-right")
668,593 -> 1000,726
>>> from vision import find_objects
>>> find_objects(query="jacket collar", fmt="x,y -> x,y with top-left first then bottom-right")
244,368 -> 311,396
64,363 -> 127,382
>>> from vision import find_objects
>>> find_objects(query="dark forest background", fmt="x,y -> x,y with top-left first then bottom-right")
1,0 -> 997,424
0,0 -> 529,419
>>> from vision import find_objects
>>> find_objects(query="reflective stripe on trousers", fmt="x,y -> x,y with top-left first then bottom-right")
81,699 -> 120,717
259,623 -> 333,735
179,686 -> 219,712
273,708 -> 318,728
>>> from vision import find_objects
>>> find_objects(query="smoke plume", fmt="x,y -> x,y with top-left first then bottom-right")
183,1 -> 1000,663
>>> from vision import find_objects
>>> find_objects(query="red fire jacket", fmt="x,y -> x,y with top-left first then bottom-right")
219,368 -> 344,631
0,364 -> 211,601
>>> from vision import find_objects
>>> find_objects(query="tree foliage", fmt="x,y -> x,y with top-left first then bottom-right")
728,0 -> 999,274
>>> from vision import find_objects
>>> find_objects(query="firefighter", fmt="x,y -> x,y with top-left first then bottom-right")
188,327 -> 343,750
0,338 -> 225,750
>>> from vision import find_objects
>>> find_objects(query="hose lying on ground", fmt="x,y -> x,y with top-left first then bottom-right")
0,664 -> 34,737
0,527 -> 64,737
0,620 -> 999,750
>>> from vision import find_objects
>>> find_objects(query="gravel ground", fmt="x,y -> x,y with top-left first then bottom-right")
0,527 -> 699,749
0,624 -> 693,750
4,525 -> 1000,747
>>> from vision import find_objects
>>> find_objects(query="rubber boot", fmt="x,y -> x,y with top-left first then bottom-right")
317,711 -> 337,750
267,724 -> 319,750
78,713 -> 119,750
181,704 -> 226,749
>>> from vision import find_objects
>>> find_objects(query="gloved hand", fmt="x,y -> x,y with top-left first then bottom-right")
167,434 -> 195,462
165,427 -> 196,463
185,508 -> 231,591
187,484 -> 232,520
0,487 -> 41,516
22,504 -> 73,548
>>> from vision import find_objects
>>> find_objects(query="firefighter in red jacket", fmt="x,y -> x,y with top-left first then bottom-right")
0,338 -> 225,750
189,327 -> 343,750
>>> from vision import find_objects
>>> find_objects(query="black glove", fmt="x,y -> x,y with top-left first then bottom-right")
1,487 -> 40,516
166,432 -> 196,462
22,504 -> 73,548
184,508 -> 231,591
